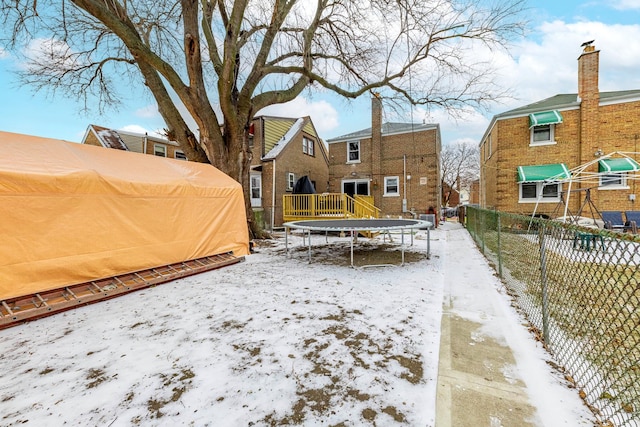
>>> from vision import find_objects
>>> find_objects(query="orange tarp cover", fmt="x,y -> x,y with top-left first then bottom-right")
0,131 -> 249,300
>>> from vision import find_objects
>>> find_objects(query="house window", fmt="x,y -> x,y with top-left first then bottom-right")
519,182 -> 561,203
250,173 -> 262,207
384,176 -> 399,196
600,173 -> 626,188
342,179 -> 370,197
154,144 -> 167,157
174,150 -> 187,160
347,141 -> 360,163
287,172 -> 295,191
303,137 -> 315,156
530,125 -> 555,146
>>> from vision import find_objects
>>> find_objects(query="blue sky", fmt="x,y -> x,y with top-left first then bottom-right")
1,0 -> 640,145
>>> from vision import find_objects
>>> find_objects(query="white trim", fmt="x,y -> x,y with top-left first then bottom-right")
346,140 -> 361,163
530,124 -> 556,146
599,172 -> 628,189
286,172 -> 295,191
153,144 -> 167,157
250,172 -> 262,207
341,179 -> 370,196
518,182 -> 562,203
383,176 -> 400,196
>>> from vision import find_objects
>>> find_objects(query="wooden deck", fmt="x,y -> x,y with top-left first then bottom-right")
283,194 -> 380,222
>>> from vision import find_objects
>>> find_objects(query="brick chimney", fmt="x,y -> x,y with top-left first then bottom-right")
371,94 -> 382,194
578,43 -> 599,102
578,42 -> 600,168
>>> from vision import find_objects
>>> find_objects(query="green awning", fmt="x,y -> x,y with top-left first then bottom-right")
517,163 -> 570,183
528,110 -> 563,128
598,158 -> 640,173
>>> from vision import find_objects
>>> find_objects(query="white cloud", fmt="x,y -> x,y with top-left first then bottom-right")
134,104 -> 161,119
119,124 -> 164,138
0,47 -> 8,59
611,0 -> 640,10
258,97 -> 340,135
436,19 -> 640,145
21,37 -> 77,71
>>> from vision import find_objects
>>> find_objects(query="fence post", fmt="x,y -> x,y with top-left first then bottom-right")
497,213 -> 503,278
539,223 -> 550,344
472,208 -> 478,242
480,210 -> 485,254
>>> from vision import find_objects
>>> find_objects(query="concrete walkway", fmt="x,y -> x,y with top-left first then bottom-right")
434,222 -> 593,427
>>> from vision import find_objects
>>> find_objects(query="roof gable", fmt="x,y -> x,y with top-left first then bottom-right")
88,125 -> 129,151
263,118 -> 306,160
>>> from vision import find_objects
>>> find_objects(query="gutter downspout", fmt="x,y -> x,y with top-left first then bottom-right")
403,154 -> 407,213
143,134 -> 148,154
271,159 -> 276,231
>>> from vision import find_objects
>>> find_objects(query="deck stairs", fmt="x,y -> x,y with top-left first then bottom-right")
0,252 -> 243,329
283,193 -> 381,237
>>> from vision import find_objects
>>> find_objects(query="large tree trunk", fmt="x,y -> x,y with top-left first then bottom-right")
198,119 -> 267,240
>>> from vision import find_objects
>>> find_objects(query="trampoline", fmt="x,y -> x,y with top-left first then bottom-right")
283,218 -> 432,267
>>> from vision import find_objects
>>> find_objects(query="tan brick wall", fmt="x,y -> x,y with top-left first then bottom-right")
329,128 -> 441,217
482,100 -> 640,217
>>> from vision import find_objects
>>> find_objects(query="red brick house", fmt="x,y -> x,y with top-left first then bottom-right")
249,115 -> 329,229
327,95 -> 442,218
479,44 -> 640,218
81,125 -> 186,160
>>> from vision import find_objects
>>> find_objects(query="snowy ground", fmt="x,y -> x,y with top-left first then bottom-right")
0,223 -> 591,426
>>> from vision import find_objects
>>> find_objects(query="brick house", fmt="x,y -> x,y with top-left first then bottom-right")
479,44 -> 640,218
82,124 -> 186,160
327,95 -> 442,218
469,179 -> 480,205
249,115 -> 329,229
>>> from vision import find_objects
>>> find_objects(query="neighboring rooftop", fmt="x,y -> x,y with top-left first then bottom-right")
497,89 -> 640,119
91,125 -> 129,151
326,122 -> 438,143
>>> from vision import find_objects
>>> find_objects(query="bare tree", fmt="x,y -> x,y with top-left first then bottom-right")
441,141 -> 479,207
0,0 -> 526,237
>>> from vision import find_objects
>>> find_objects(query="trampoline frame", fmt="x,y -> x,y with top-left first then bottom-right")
283,219 -> 431,267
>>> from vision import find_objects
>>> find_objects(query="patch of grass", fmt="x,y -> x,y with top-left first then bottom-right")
260,303 -> 423,425
86,368 -> 107,389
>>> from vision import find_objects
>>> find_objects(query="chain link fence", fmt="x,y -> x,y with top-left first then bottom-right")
465,206 -> 640,427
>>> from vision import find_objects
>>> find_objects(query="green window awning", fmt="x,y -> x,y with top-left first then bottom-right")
528,110 -> 563,128
598,158 -> 640,173
517,163 -> 570,183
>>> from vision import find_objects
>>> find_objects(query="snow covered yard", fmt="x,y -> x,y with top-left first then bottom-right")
0,230 -> 442,426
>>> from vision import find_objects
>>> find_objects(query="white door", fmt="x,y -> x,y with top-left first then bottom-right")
250,173 -> 262,207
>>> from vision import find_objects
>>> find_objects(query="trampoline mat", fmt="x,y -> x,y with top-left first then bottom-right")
285,219 -> 430,231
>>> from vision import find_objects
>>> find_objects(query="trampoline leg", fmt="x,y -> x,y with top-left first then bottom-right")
307,229 -> 312,263
285,227 -> 289,257
401,229 -> 405,266
427,228 -> 431,259
350,230 -> 354,267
